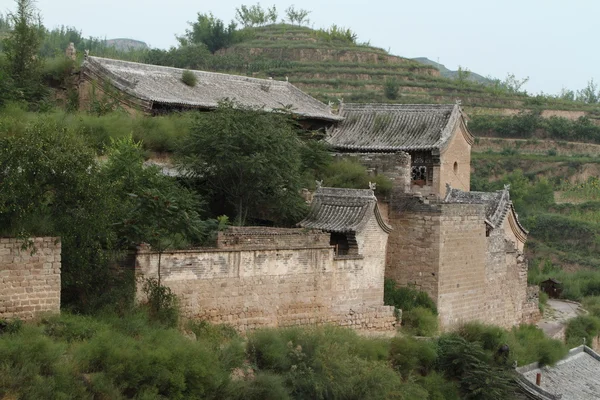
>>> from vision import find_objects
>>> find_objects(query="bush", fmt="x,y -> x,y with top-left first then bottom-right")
402,307 -> 439,336
565,315 -> 600,348
418,371 -> 461,400
322,158 -> 393,196
246,326 -> 404,399
42,313 -> 107,342
182,70 -> 198,87
42,56 -> 75,86
508,324 -> 568,366
389,336 -> 437,379
142,278 -> 180,328
384,78 -> 400,100
458,322 -> 508,353
384,279 -> 437,313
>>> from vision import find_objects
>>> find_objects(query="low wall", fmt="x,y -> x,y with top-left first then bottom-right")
135,230 -> 396,334
0,237 -> 61,320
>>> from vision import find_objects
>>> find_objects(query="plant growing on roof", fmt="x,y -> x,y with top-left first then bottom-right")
181,69 -> 197,87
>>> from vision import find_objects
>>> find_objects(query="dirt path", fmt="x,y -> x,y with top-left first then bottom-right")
537,299 -> 585,340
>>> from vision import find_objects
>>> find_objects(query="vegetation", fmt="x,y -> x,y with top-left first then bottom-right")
181,69 -> 197,86
1,310 -> 568,399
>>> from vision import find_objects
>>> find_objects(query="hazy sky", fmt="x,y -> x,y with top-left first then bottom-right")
4,0 -> 598,94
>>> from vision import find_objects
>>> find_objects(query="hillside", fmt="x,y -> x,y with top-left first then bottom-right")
412,57 -> 492,85
216,24 -> 599,115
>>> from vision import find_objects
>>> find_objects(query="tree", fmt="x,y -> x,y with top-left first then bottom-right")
2,0 -> 45,102
456,66 -> 471,87
501,73 -> 529,94
235,3 -> 277,27
384,78 -> 400,100
177,101 -> 307,225
179,12 -> 238,54
285,5 -> 311,26
576,79 -> 599,104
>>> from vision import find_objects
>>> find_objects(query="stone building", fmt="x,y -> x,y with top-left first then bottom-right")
326,103 -> 474,196
325,102 -> 539,330
78,56 -> 341,129
135,187 -> 396,333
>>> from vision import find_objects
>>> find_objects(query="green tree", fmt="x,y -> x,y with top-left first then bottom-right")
235,3 -> 277,27
576,79 -> 599,104
177,101 -> 307,225
2,0 -> 45,103
179,12 -> 238,54
285,5 -> 311,26
456,65 -> 471,87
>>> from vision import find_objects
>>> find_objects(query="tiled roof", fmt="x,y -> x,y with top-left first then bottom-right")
297,187 -> 391,233
80,56 -> 342,122
325,103 -> 466,151
443,185 -> 528,235
516,345 -> 600,400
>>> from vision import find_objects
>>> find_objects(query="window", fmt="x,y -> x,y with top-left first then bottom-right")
453,161 -> 458,174
330,232 -> 358,256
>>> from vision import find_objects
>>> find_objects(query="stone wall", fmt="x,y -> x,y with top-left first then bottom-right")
385,195 -> 536,330
437,203 -> 488,329
438,124 -> 471,195
0,237 -> 61,320
135,229 -> 396,333
386,195 -> 441,300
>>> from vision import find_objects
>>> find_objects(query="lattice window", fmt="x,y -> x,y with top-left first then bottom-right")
411,166 -> 427,181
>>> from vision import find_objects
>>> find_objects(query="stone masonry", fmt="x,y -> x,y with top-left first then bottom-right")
135,228 -> 396,334
0,237 -> 61,320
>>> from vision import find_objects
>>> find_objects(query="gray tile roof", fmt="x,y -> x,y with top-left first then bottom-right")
516,345 -> 600,400
444,185 -> 528,235
297,187 -> 391,233
80,56 -> 342,122
325,103 -> 466,151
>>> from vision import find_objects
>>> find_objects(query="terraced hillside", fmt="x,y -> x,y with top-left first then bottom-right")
219,24 -> 600,116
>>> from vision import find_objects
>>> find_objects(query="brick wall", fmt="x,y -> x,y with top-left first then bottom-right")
0,237 -> 61,320
437,203 -> 488,329
385,195 -> 536,330
217,227 -> 329,250
438,124 -> 471,195
136,229 -> 396,334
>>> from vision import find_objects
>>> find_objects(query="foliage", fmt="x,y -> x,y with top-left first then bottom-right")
437,334 -> 517,400
384,77 -> 400,100
142,278 -> 180,328
384,279 -> 437,313
235,3 -> 278,27
576,78 -> 599,104
1,0 -> 46,104
565,315 -> 600,348
177,101 -> 307,225
246,326 -> 404,399
41,55 -> 74,86
179,12 -> 239,53
402,307 -> 439,336
285,5 -> 311,26
321,158 -> 393,196
315,24 -> 358,44
389,336 -> 437,379
181,69 -> 198,86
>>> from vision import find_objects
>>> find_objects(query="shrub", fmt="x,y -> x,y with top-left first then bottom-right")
565,315 -> 600,348
42,56 -> 75,86
508,324 -> 568,366
458,322 -> 508,353
142,278 -> 179,328
437,334 -> 516,400
402,307 -> 439,336
322,158 -> 393,196
384,78 -> 400,100
389,336 -> 437,379
384,279 -> 437,313
182,70 -> 198,87
418,371 -> 461,400
539,291 -> 549,313
226,371 -> 291,400
42,313 -> 107,342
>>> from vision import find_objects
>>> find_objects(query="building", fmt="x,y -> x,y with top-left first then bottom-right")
325,102 -> 539,330
135,187 -> 396,333
326,103 -> 473,196
79,56 -> 342,129
516,345 -> 600,399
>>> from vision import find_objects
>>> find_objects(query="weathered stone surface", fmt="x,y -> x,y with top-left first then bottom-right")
136,227 -> 396,333
0,237 -> 61,320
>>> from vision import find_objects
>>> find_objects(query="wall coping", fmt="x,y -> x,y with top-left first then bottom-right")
137,245 -> 334,256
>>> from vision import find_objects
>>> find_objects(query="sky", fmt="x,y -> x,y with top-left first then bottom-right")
2,0 -> 598,95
